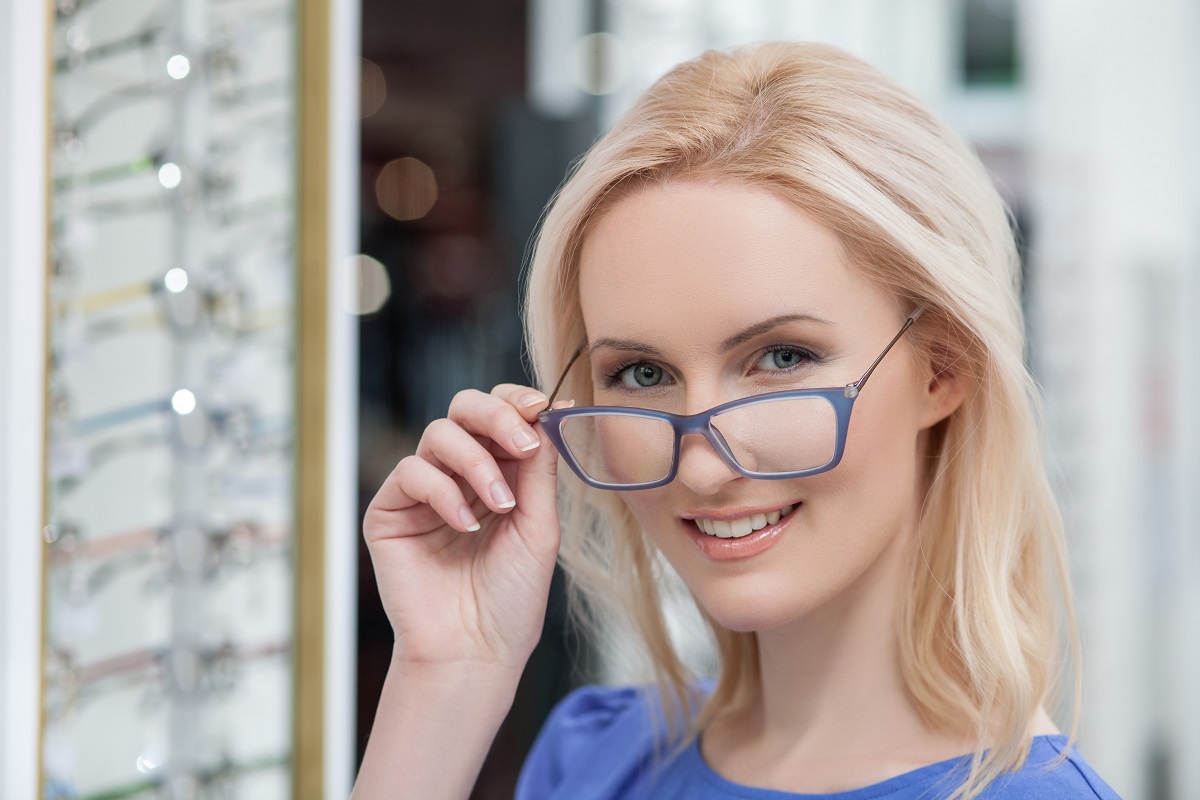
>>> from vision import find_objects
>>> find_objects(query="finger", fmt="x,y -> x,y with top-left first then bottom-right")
371,455 -> 482,534
489,383 -> 549,421
506,419 -> 561,544
447,388 -> 543,458
416,418 -> 519,515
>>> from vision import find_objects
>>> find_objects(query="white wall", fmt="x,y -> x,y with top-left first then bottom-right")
1022,0 -> 1200,797
325,0 -> 362,794
603,0 -> 957,129
0,1 -> 48,797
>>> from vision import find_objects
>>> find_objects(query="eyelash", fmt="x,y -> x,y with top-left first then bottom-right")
602,344 -> 823,388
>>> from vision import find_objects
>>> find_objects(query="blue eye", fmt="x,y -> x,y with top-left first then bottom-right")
756,346 -> 814,372
617,362 -> 667,388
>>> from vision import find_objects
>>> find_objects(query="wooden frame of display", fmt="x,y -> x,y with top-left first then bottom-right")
294,0 -> 331,795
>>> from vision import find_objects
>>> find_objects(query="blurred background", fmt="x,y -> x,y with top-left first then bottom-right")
355,1 -> 1200,798
2,0 -> 1196,798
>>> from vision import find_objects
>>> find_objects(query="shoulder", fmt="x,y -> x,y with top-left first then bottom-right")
514,684 -> 657,800
531,683 -> 656,754
515,683 -> 704,800
979,736 -> 1123,799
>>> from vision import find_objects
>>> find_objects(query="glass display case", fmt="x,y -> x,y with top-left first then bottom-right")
39,0 -> 334,796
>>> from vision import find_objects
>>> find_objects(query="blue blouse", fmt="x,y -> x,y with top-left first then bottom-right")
515,685 -> 1121,800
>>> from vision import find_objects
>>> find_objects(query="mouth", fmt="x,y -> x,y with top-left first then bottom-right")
691,503 -> 797,539
682,502 -> 800,561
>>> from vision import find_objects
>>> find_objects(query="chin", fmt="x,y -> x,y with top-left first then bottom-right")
690,578 -> 823,634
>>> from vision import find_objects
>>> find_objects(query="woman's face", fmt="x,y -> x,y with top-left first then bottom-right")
577,180 -> 957,633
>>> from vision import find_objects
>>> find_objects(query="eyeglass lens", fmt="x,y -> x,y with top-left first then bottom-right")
558,395 -> 838,485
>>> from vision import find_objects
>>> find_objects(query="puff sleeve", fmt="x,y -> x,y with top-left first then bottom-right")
515,684 -> 657,800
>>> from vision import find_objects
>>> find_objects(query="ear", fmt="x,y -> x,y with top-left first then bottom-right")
917,354 -> 966,430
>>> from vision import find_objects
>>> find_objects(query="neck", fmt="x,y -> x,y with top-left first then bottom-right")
703,513 -> 977,790
752,529 -> 924,755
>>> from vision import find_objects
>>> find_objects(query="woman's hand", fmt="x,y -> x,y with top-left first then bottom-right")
363,383 -> 564,674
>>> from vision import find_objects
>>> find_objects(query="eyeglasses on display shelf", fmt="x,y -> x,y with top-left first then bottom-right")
46,638 -> 290,722
40,0 -> 320,794
47,518 -> 290,597
49,408 -> 292,498
44,752 -> 291,800
50,270 -> 286,349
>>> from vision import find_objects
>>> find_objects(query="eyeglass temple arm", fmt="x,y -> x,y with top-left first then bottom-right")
545,338 -> 588,406
848,307 -> 925,395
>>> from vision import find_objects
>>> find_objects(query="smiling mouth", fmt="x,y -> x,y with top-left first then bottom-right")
693,504 -> 797,539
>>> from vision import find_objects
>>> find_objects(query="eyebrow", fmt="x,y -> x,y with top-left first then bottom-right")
588,313 -> 833,358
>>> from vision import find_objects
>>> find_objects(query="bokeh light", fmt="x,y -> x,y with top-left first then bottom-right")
163,268 -> 189,294
170,389 -> 196,416
360,58 -> 387,118
343,254 -> 392,315
374,157 -> 438,221
157,163 -> 182,189
166,54 -> 191,80
65,26 -> 89,53
135,747 -> 163,775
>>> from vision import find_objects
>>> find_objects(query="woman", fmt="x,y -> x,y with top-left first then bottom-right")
353,42 -> 1119,799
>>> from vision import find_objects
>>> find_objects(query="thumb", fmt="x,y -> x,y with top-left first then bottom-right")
509,418 -> 560,543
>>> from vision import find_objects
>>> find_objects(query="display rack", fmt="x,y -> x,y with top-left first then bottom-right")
40,0 -> 328,796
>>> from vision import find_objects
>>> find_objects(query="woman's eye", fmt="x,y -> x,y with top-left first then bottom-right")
617,362 -> 667,388
756,347 -> 811,371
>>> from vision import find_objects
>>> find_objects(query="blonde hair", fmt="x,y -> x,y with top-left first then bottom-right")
523,41 -> 1079,798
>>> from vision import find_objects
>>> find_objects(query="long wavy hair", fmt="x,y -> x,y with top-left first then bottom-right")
522,41 -> 1079,799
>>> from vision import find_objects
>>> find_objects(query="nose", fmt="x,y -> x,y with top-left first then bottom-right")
675,430 -> 740,495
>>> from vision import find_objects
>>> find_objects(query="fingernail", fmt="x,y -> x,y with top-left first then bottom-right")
513,426 -> 540,451
520,392 -> 549,408
490,480 -> 516,509
459,506 -> 480,532
551,399 -> 575,410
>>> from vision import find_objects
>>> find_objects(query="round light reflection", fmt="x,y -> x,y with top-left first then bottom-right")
171,389 -> 197,416
158,163 -> 182,189
166,54 -> 191,80
360,58 -> 387,118
136,746 -> 164,774
343,254 -> 392,315
163,268 -> 189,294
65,27 -> 90,53
375,157 -> 438,221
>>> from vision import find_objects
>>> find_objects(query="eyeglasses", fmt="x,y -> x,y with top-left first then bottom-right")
538,308 -> 924,490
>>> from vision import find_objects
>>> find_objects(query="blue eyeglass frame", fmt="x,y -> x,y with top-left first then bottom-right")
536,307 -> 924,491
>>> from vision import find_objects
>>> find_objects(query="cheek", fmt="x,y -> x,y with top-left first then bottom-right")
833,346 -> 927,476
806,387 -> 925,540
617,490 -> 672,538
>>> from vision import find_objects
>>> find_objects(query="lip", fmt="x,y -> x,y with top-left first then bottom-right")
682,502 -> 800,561
681,500 -> 801,523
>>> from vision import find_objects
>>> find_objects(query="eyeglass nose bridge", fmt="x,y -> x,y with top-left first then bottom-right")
666,410 -> 749,483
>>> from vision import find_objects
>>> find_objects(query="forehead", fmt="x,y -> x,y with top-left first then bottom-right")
577,181 -> 874,345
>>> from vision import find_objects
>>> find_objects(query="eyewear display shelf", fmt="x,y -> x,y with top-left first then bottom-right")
40,0 -> 328,797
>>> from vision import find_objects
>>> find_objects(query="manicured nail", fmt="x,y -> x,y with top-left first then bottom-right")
513,426 -> 540,451
551,399 -> 575,410
490,480 -> 516,509
520,392 -> 549,408
459,506 -> 480,532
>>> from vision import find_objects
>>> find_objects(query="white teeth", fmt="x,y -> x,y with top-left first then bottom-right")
729,517 -> 753,538
695,504 -> 795,538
